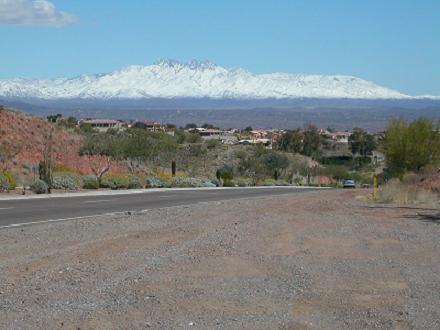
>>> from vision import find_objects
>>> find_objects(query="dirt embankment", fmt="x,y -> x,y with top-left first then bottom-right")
0,190 -> 439,329
0,108 -> 124,179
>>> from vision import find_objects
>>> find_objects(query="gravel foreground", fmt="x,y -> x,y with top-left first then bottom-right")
0,190 -> 439,329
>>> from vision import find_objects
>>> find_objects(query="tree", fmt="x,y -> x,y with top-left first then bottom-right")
62,116 -> 78,129
302,125 -> 322,159
384,118 -> 440,177
85,155 -> 111,185
278,129 -> 303,153
349,128 -> 377,157
185,132 -> 202,143
79,123 -> 95,133
263,151 -> 289,180
47,114 -> 62,123
184,123 -> 198,129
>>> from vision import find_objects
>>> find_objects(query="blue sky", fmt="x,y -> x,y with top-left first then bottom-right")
0,0 -> 439,95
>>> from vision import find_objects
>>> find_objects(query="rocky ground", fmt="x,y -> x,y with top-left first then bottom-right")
0,190 -> 439,329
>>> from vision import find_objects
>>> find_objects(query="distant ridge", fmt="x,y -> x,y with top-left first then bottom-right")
2,59 -> 436,100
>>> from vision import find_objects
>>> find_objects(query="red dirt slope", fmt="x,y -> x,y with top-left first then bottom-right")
0,107 -> 124,178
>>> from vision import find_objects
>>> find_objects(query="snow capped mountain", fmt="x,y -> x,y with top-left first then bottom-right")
0,59 -> 415,100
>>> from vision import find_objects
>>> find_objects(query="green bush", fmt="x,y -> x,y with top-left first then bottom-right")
223,179 -> 236,187
101,174 -> 129,190
82,175 -> 99,189
30,179 -> 49,194
99,174 -> 141,190
216,165 -> 234,181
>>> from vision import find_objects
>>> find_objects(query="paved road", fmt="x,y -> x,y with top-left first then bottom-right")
0,187 -> 321,228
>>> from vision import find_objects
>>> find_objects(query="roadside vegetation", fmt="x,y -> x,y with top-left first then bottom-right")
1,106 -> 439,200
375,118 -> 440,205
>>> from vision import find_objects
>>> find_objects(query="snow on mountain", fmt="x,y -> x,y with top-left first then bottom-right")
0,59 -> 413,100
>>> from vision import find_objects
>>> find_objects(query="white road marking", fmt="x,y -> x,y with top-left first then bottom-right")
0,207 -> 14,210
158,195 -> 176,198
83,199 -> 112,204
0,212 -> 128,229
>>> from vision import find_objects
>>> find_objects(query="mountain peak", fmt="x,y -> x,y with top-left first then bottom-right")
154,58 -> 218,70
0,60 -> 421,100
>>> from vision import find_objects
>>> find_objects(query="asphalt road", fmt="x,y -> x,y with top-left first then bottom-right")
0,187 -> 321,228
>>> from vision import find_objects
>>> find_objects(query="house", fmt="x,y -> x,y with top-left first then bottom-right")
249,129 -> 268,140
131,120 -> 163,132
323,131 -> 352,143
189,127 -> 239,144
79,119 -> 122,132
239,138 -> 271,147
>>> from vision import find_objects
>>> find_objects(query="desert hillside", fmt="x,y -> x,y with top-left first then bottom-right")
0,107 -> 122,184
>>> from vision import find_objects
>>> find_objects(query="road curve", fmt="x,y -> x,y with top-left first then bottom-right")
0,187 -> 323,228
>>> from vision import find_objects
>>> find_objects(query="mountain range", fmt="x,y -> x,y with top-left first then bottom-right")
1,59 -> 437,100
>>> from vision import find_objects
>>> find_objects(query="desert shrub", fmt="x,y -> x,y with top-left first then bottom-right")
223,179 -> 236,187
127,175 -> 142,189
170,176 -> 215,188
100,174 -> 130,190
52,172 -> 82,190
0,175 -> 12,191
185,133 -> 203,143
30,179 -> 49,194
146,176 -> 169,188
205,139 -> 220,149
260,178 -> 277,186
236,178 -> 253,187
82,175 -> 99,189
52,175 -> 76,190
1,171 -> 16,189
401,172 -> 420,185
100,174 -> 141,189
216,165 -> 234,181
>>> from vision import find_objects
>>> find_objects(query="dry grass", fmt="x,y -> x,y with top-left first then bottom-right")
376,178 -> 439,206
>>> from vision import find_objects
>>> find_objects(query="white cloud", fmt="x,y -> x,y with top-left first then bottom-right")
0,0 -> 79,27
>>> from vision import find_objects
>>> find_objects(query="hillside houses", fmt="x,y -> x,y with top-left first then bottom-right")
187,127 -> 239,144
79,119 -> 123,132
